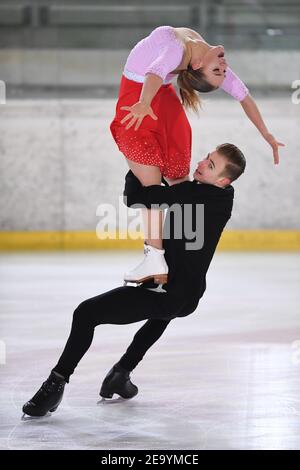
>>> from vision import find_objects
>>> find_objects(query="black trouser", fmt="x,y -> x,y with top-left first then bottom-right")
52,286 -> 191,382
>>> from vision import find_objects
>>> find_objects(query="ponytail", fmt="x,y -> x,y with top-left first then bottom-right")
177,65 -> 217,114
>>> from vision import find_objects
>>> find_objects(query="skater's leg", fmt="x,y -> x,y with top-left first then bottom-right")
23,287 -> 174,416
118,318 -> 171,371
52,300 -> 96,381
52,286 -> 178,381
23,288 -> 183,414
99,318 -> 171,399
124,161 -> 168,284
126,160 -> 163,249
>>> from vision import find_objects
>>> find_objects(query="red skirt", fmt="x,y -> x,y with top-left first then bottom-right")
110,75 -> 192,179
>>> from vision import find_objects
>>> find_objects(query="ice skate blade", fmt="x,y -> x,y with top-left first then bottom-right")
97,396 -> 128,405
145,284 -> 167,293
124,281 -> 166,293
21,411 -> 52,421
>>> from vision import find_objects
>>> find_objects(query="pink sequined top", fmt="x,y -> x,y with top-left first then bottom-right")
124,26 -> 249,101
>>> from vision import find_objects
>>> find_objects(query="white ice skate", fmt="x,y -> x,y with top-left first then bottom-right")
124,243 -> 168,289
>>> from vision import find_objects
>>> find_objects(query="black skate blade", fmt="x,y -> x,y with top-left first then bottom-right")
97,396 -> 128,405
21,411 -> 52,421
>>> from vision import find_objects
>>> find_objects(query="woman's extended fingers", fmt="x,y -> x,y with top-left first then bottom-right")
134,117 -> 144,131
265,133 -> 285,165
125,116 -> 138,130
149,109 -> 158,121
272,142 -> 285,165
273,147 -> 279,165
120,112 -> 133,125
119,103 -> 158,130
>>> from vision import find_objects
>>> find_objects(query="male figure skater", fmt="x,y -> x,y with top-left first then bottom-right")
22,143 -> 246,417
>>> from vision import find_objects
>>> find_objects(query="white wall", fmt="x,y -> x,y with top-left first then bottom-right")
0,49 -> 299,88
0,93 -> 298,231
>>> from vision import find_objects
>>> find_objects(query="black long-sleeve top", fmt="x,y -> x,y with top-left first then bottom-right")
123,171 -> 234,316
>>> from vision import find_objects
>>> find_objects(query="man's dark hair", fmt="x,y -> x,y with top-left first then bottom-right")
217,143 -> 246,182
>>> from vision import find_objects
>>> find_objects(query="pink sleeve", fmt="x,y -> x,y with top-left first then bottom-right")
144,28 -> 183,81
145,44 -> 183,81
220,67 -> 249,101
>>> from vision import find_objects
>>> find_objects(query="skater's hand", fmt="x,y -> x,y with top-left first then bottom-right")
120,102 -> 158,131
264,133 -> 285,165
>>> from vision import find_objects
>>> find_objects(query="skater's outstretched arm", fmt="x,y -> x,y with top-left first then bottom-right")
123,170 -> 192,207
220,68 -> 284,164
123,170 -> 222,208
239,95 -> 285,165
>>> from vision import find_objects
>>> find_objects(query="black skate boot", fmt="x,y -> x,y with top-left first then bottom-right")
100,364 -> 138,400
22,371 -> 66,417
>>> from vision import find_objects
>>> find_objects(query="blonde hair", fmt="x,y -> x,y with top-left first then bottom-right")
177,65 -> 217,114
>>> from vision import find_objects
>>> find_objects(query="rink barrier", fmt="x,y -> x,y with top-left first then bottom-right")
0,230 -> 299,251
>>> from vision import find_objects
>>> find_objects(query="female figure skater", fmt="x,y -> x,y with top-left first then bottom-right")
110,25 -> 284,286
